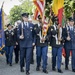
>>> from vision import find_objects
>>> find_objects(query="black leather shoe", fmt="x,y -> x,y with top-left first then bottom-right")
26,71 -> 30,75
72,69 -> 75,72
9,63 -> 12,66
36,67 -> 40,71
61,63 -> 64,65
7,62 -> 9,64
20,67 -> 24,72
43,70 -> 48,74
65,67 -> 69,70
52,68 -> 56,71
6,60 -> 9,64
58,69 -> 63,73
30,61 -> 34,64
15,61 -> 18,64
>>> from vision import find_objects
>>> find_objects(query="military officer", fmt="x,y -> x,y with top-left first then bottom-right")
17,13 -> 35,75
48,17 -> 64,73
14,21 -> 21,64
34,15 -> 49,74
34,15 -> 42,71
64,18 -> 75,72
5,24 -> 15,66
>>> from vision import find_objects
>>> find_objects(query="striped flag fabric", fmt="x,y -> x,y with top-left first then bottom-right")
33,8 -> 39,20
33,0 -> 45,18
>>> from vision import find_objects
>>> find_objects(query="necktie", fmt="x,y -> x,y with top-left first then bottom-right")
67,26 -> 69,30
25,23 -> 28,27
71,27 -> 73,31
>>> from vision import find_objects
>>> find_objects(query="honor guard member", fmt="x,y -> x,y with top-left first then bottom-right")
14,21 -> 21,64
5,24 -> 15,66
17,13 -> 35,75
34,15 -> 42,69
48,17 -> 64,73
34,15 -> 49,74
64,18 -> 75,72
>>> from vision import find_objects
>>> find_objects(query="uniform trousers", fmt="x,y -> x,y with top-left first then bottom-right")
72,50 -> 75,70
20,47 -> 32,71
36,46 -> 48,70
65,49 -> 71,68
6,46 -> 14,64
52,47 -> 62,69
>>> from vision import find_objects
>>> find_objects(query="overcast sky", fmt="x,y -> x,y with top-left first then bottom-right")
0,0 -> 21,15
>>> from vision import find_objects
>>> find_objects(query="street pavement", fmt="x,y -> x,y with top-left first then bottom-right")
0,49 -> 75,75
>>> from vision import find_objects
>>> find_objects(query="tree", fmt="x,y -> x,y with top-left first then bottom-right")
46,0 -> 52,5
9,0 -> 75,24
9,6 -> 22,24
9,0 -> 34,24
64,0 -> 75,18
45,0 -> 75,19
20,0 -> 33,15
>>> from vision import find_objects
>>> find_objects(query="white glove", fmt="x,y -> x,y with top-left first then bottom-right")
67,36 -> 71,41
32,43 -> 35,46
19,35 -> 24,39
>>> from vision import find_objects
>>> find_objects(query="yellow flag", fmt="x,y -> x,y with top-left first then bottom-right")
52,0 -> 64,16
52,0 -> 58,15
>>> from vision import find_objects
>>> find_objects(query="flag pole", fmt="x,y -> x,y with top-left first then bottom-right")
0,1 -> 5,50
42,0 -> 46,23
1,1 -> 5,29
1,1 -> 4,8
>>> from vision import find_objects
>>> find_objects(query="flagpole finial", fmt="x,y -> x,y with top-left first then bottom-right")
1,1 -> 5,8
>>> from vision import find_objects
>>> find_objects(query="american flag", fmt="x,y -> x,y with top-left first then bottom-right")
33,0 -> 49,36
33,0 -> 45,20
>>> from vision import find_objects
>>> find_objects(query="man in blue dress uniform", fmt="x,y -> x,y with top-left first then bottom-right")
17,13 -> 35,75
64,18 -> 75,72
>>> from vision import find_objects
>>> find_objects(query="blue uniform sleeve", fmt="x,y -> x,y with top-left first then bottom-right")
32,24 -> 36,44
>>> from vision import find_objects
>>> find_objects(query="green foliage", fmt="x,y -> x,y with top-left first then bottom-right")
20,0 -> 33,15
45,4 -> 50,18
9,0 -> 75,24
9,6 -> 22,24
45,0 -> 75,19
9,0 -> 33,24
64,0 -> 75,18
